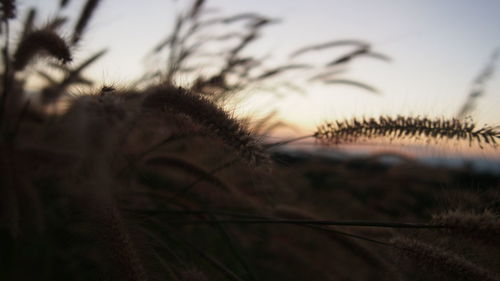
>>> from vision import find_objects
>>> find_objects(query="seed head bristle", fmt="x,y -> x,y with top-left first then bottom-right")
13,29 -> 72,71
44,17 -> 68,32
432,210 -> 500,242
392,236 -> 500,281
102,206 -> 148,281
142,86 -> 268,164
314,116 -> 500,147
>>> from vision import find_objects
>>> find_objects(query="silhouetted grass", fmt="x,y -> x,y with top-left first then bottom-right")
1,1 -> 499,281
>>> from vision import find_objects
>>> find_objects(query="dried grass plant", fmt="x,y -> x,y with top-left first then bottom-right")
314,116 -> 500,147
391,236 -> 500,281
1,1 -> 499,281
140,0 -> 388,104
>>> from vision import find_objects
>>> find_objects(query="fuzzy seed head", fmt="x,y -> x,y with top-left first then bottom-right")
142,86 -> 268,164
392,236 -> 500,281
432,210 -> 500,243
315,116 -> 500,148
13,29 -> 72,71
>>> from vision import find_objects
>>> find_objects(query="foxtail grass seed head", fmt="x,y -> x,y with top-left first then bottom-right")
392,236 -> 500,281
314,116 -> 500,147
142,86 -> 268,164
13,29 -> 72,71
432,210 -> 500,242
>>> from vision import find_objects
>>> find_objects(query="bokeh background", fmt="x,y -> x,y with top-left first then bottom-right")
15,0 -> 500,140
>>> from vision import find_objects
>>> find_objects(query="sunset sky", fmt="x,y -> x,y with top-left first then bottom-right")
16,0 -> 500,137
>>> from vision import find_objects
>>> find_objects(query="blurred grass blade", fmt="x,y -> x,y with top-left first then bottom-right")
324,79 -> 379,94
254,64 -> 310,80
290,40 -> 368,58
72,0 -> 101,44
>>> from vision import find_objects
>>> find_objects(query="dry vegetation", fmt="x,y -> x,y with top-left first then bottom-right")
1,0 -> 499,281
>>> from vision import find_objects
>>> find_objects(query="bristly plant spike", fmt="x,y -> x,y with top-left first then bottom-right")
391,236 -> 500,281
142,86 -> 268,164
314,116 -> 500,147
13,29 -> 72,71
432,210 -> 500,242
